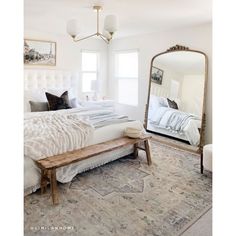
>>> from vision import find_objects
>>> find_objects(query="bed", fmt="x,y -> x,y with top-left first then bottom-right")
146,95 -> 201,146
24,70 -> 143,195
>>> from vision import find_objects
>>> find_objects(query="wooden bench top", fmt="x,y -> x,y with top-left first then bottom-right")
36,135 -> 151,170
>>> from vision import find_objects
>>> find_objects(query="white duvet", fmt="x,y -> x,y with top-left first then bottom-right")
24,107 -> 142,195
149,106 -> 201,146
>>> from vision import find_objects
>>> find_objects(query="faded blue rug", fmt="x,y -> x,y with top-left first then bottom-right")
24,140 -> 212,236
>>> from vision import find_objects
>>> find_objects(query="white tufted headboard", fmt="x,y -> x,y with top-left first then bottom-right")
24,69 -> 79,92
150,83 -> 170,98
24,69 -> 79,112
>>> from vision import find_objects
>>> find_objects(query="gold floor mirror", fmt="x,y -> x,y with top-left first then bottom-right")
144,45 -> 208,173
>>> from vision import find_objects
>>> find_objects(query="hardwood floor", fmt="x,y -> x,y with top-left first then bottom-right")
181,208 -> 212,236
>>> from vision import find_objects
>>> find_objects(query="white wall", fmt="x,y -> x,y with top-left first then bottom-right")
24,30 -> 108,99
151,62 -> 184,99
181,75 -> 205,117
108,23 -> 212,144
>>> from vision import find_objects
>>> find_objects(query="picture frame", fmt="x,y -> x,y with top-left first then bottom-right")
151,66 -> 164,85
24,39 -> 56,66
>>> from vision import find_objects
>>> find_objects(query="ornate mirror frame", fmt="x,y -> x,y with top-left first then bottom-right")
144,45 -> 208,170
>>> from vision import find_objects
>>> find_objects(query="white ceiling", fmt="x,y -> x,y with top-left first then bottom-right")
24,0 -> 212,38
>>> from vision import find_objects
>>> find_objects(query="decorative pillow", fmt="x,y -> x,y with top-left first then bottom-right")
167,98 -> 178,109
158,97 -> 169,107
29,101 -> 49,112
70,98 -> 83,108
45,91 -> 72,110
24,90 -> 47,112
45,88 -> 76,100
149,95 -> 168,108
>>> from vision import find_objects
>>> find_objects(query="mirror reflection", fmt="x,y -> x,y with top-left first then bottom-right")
146,51 -> 206,146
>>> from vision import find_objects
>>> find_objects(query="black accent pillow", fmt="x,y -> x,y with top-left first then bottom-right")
45,91 -> 72,110
167,98 -> 178,110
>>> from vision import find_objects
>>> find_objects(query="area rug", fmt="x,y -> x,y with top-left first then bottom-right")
24,140 -> 212,236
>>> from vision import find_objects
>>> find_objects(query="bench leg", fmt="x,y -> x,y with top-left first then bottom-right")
40,169 -> 48,194
200,152 -> 204,174
144,140 -> 152,166
133,143 -> 139,158
50,169 -> 59,205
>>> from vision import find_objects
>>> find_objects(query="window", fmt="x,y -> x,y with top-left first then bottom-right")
81,51 -> 98,93
115,51 -> 139,106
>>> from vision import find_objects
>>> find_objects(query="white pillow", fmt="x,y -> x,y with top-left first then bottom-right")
70,98 -> 83,108
148,95 -> 168,120
149,95 -> 168,108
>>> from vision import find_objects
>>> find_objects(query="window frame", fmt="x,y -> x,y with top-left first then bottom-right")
81,50 -> 100,93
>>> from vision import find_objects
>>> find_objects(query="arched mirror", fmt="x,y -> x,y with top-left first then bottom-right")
145,45 -> 207,149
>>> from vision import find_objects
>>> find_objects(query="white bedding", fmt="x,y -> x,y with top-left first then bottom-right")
24,107 -> 143,195
147,96 -> 201,146
24,112 -> 94,162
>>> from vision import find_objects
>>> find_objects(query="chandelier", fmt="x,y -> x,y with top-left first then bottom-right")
66,5 -> 118,44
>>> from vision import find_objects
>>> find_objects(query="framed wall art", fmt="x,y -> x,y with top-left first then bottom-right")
151,66 -> 164,85
24,39 -> 56,66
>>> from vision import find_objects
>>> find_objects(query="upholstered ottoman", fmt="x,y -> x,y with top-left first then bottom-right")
203,144 -> 212,172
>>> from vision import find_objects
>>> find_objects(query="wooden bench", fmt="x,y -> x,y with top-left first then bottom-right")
36,135 -> 152,205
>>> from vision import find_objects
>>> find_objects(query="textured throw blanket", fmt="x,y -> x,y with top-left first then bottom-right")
150,107 -> 199,131
150,106 -> 200,145
24,113 -> 94,161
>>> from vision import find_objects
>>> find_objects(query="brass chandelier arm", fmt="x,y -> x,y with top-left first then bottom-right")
99,34 -> 109,44
73,33 -> 97,42
73,32 -> 110,44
